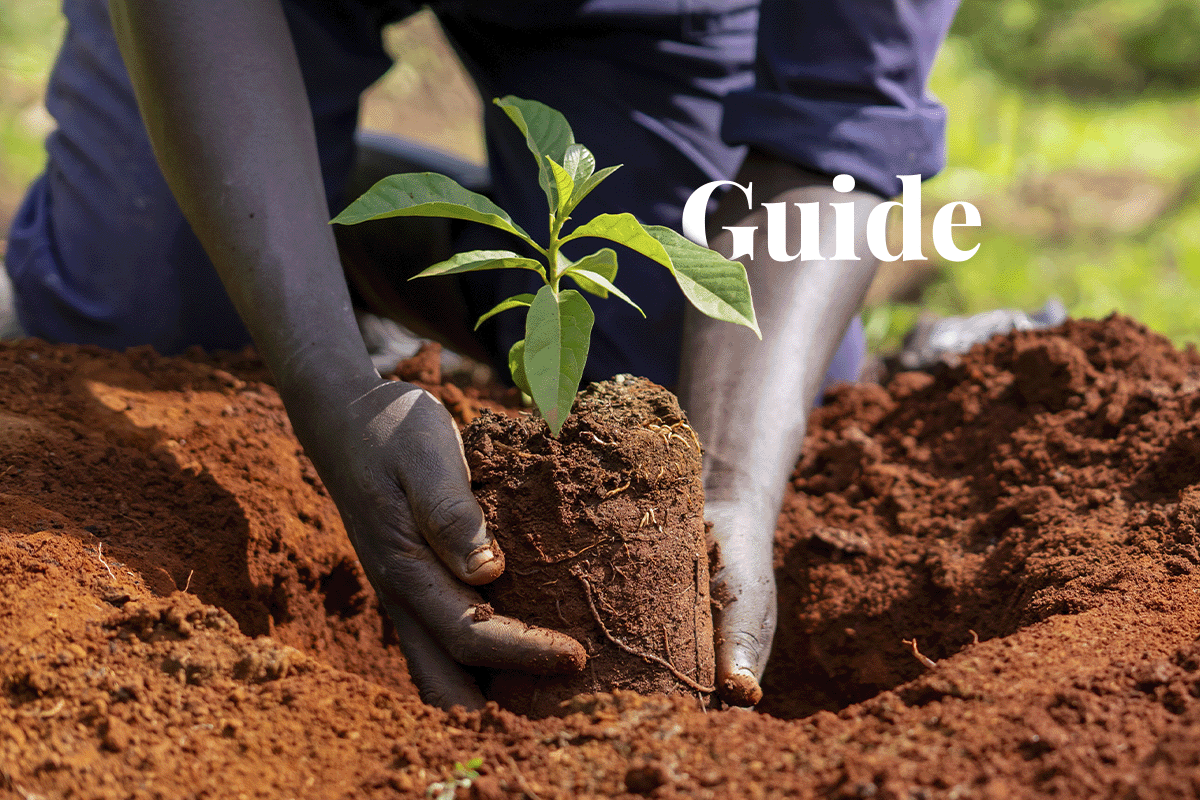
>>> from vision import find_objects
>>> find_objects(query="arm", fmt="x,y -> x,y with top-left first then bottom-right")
678,151 -> 881,705
108,0 -> 583,708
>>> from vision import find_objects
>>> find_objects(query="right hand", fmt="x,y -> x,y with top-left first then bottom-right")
288,377 -> 587,710
108,0 -> 584,710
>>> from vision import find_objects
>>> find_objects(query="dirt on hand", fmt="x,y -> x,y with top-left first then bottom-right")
4,315 -> 1200,798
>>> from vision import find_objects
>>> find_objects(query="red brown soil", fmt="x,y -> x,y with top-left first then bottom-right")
463,377 -> 712,717
4,315 -> 1200,798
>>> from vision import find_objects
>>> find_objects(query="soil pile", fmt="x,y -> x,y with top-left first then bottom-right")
3,316 -> 1200,798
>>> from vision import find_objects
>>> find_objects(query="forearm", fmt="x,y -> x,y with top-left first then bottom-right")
679,152 -> 879,514
108,0 -> 376,405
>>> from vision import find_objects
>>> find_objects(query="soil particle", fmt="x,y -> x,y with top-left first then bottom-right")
5,314 -> 1200,798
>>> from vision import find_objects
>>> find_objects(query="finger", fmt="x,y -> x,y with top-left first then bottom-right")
707,500 -> 777,707
353,505 -> 587,674
382,600 -> 486,711
381,386 -> 503,585
715,622 -> 770,707
715,592 -> 775,706
390,545 -> 587,673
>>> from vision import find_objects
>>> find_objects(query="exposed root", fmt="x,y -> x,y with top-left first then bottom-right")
19,699 -> 65,719
671,420 -> 702,453
572,569 -> 715,694
902,638 -> 937,669
602,480 -> 630,499
96,543 -> 116,582
504,755 -> 543,800
647,423 -> 691,450
581,430 -> 617,447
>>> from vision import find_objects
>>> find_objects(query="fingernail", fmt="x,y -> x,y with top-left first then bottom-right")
720,668 -> 763,707
465,545 -> 496,575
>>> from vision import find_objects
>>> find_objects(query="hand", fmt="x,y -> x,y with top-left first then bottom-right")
705,494 -> 779,706
679,151 -> 882,705
289,378 -> 586,709
109,0 -> 586,709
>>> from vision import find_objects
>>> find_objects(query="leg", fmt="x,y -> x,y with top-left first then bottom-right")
4,0 -> 398,354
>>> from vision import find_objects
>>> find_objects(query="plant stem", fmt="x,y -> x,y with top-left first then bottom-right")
546,211 -> 568,293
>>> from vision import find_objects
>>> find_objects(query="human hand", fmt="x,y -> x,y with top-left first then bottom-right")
679,151 -> 883,706
288,378 -> 587,709
706,494 -> 778,706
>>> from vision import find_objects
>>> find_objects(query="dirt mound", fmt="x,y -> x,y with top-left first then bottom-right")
4,315 -> 1200,798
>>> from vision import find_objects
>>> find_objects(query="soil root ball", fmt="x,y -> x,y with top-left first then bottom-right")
462,376 -> 713,717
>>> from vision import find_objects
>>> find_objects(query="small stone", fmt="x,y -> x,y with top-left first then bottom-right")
101,716 -> 132,752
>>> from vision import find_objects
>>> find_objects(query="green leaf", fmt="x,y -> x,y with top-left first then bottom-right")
563,213 -> 673,267
562,143 -> 595,184
332,173 -> 535,246
410,250 -> 545,280
508,339 -> 532,398
524,287 -> 593,436
562,248 -> 618,297
474,293 -> 535,329
568,164 -> 620,211
494,96 -> 575,213
568,269 -> 644,317
565,213 -> 759,336
546,157 -> 575,218
644,224 -> 761,337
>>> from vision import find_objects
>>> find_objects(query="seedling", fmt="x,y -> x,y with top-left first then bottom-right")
425,757 -> 482,800
333,96 -> 759,435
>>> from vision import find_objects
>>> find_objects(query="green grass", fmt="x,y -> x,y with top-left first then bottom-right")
867,34 -> 1200,352
0,2 -> 64,201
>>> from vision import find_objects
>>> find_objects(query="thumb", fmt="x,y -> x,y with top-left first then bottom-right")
392,390 -> 504,585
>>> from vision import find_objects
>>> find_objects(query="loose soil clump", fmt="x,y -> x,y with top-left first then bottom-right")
463,376 -> 713,717
4,315 -> 1200,798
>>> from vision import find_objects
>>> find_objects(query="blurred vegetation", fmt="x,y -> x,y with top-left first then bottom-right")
952,0 -> 1200,98
0,2 -> 63,217
1,2 -> 1198,352
866,0 -> 1200,352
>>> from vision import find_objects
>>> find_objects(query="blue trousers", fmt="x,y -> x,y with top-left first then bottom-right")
6,0 -> 956,387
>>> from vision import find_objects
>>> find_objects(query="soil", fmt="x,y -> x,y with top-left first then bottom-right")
4,315 -> 1200,798
463,377 -> 712,718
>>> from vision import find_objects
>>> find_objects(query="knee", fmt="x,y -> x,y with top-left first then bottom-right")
6,171 -> 247,354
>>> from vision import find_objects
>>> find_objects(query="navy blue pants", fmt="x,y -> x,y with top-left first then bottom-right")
6,0 -> 957,388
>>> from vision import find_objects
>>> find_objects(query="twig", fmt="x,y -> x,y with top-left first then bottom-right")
504,755 -> 543,800
183,569 -> 194,593
902,638 -> 937,669
573,570 -> 715,693
96,544 -> 116,582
